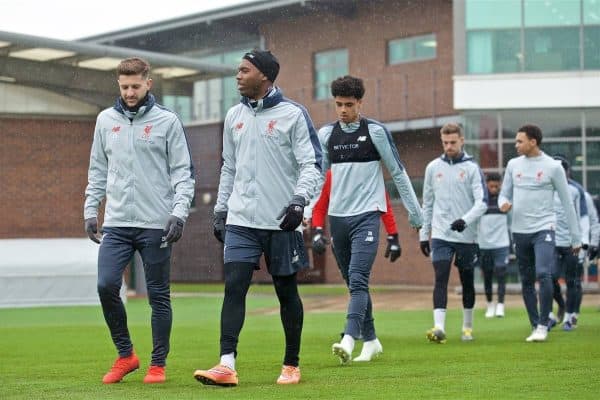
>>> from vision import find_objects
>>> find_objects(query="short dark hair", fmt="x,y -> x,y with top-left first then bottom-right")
440,123 -> 463,137
553,154 -> 570,172
518,124 -> 543,146
117,57 -> 150,79
331,75 -> 365,99
486,172 -> 502,182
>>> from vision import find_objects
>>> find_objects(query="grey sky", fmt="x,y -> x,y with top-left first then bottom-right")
0,0 -> 257,40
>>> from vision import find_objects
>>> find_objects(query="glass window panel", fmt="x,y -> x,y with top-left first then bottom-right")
541,142 -> 583,166
584,26 -> 600,69
414,34 -> 437,59
501,141 -> 581,167
586,171 -> 600,195
389,40 -> 410,62
163,95 -> 192,123
464,142 -> 500,168
584,0 -> 600,24
502,142 -> 519,166
466,0 -> 521,29
314,49 -> 348,100
389,34 -> 436,64
524,0 -> 580,27
586,110 -> 600,137
464,113 -> 499,140
586,141 -> 600,165
500,110 -> 582,139
524,27 -> 580,71
467,30 -> 521,73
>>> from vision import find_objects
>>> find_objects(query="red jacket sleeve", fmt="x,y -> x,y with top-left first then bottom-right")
381,190 -> 398,235
311,170 -> 331,228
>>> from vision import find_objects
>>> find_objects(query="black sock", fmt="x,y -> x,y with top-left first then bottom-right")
273,273 -> 303,367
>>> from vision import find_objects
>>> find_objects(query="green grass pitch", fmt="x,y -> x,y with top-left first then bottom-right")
1,285 -> 599,399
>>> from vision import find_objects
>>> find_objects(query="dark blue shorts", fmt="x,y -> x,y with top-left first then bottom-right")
224,225 -> 308,277
431,239 -> 480,270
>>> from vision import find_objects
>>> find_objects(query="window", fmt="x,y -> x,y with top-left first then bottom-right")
500,110 -> 582,139
465,0 -> 600,73
467,30 -> 521,73
388,34 -> 436,65
524,0 -> 580,27
192,49 -> 252,122
466,0 -> 521,29
162,96 -> 192,122
524,27 -> 580,71
584,26 -> 600,69
314,49 -> 348,100
584,0 -> 600,25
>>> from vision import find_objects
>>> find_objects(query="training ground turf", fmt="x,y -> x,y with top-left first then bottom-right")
1,285 -> 599,399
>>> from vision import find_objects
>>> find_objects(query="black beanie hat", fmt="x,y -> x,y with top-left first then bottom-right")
243,50 -> 280,82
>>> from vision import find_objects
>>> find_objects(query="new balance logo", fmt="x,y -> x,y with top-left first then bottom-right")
357,136 -> 367,142
365,231 -> 374,242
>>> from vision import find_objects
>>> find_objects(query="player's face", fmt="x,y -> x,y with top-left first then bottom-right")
487,180 -> 501,195
236,59 -> 266,100
118,74 -> 152,108
334,96 -> 362,124
441,132 -> 464,159
515,131 -> 537,156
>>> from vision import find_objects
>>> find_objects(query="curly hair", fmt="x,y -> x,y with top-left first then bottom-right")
330,75 -> 365,99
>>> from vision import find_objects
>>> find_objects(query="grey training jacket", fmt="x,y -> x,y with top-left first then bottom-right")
419,152 -> 488,244
84,94 -> 196,228
215,87 -> 322,230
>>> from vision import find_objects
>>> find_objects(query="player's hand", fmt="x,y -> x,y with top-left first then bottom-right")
450,219 -> 466,232
277,195 -> 305,231
384,234 -> 401,262
500,202 -> 512,213
84,217 -> 101,244
213,211 -> 227,243
419,240 -> 431,257
164,215 -> 184,244
312,227 -> 329,255
588,246 -> 598,260
571,244 -> 582,255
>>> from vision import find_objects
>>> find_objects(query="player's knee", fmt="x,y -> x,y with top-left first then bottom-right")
97,280 -> 120,299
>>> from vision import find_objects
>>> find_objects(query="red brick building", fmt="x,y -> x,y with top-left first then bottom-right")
1,0 -> 461,286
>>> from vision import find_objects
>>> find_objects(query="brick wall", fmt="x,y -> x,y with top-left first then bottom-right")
0,117 -> 95,238
262,0 -> 455,128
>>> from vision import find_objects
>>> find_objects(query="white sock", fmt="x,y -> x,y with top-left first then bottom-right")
463,308 -> 474,329
487,301 -> 494,309
220,353 -> 235,370
549,311 -> 557,320
433,308 -> 446,331
341,334 -> 355,351
363,338 -> 380,348
563,312 -> 572,323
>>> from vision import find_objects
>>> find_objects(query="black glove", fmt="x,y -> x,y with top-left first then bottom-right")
420,240 -> 431,257
277,195 -> 305,231
588,246 -> 598,260
312,227 -> 329,255
384,234 -> 401,262
213,211 -> 227,243
450,219 -> 466,232
582,243 -> 589,251
84,217 -> 100,244
164,215 -> 185,244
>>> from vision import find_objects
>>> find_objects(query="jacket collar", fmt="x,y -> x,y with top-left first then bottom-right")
440,151 -> 473,165
113,93 -> 155,119
241,87 -> 282,111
